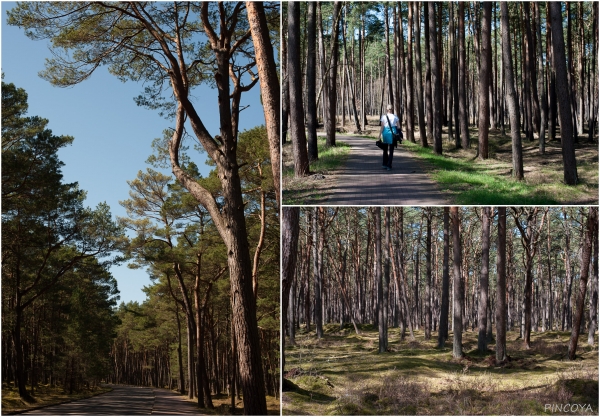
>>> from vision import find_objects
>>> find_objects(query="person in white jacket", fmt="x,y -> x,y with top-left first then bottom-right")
378,104 -> 400,170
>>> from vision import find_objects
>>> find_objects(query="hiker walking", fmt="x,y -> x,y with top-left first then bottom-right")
378,104 -> 401,171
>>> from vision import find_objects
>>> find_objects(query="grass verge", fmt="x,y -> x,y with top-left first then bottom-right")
2,384 -> 112,414
282,137 -> 350,205
402,140 -> 597,205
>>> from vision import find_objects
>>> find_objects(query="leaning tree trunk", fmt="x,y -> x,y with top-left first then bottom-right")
245,1 -> 280,206
568,207 -> 597,359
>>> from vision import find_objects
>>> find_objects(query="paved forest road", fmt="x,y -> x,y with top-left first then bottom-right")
324,135 -> 449,205
24,385 -> 203,415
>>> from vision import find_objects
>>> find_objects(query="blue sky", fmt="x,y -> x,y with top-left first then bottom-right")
1,2 -> 266,303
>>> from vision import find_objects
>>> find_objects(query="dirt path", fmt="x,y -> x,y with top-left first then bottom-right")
23,385 -> 203,415
323,135 -> 450,205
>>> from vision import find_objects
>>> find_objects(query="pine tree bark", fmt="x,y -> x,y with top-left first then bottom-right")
287,2 -> 309,177
568,207 -> 597,359
438,207 -> 450,348
282,207 -> 300,372
429,2 -> 442,155
478,207 -> 491,352
306,2 -> 318,162
326,2 -> 342,146
458,2 -> 469,148
496,207 -> 508,362
500,2 -> 524,180
451,207 -> 463,358
478,3 -> 492,159
245,2 -> 280,205
549,1 -> 578,185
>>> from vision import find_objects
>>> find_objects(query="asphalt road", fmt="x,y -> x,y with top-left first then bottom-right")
24,385 -> 203,415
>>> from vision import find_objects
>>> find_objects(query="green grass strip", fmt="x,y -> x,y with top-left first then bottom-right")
402,141 -> 561,205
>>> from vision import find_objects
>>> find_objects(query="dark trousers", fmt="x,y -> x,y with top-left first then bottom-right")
382,143 -> 394,168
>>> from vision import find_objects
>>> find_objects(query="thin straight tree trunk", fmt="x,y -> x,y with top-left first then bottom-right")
281,18 -> 289,144
478,3 -> 492,159
588,2 -> 598,143
281,207 -> 300,373
496,207 -> 508,362
588,210 -> 599,346
405,2 -> 415,142
424,4 -> 433,145
326,2 -> 342,147
438,207 -> 450,348
413,2 -> 426,145
478,207 -> 491,352
535,2 -> 547,154
314,208 -> 324,339
429,2 -> 442,155
458,2 -> 469,148
549,2 -> 578,185
288,1 -> 309,177
425,209 -> 432,340
451,207 -> 463,359
500,2 -> 524,180
306,2 -> 318,162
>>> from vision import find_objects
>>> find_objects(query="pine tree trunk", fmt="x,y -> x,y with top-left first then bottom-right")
451,207 -> 463,359
549,1 -> 578,185
500,2 -> 524,180
458,2 -> 469,148
429,2 -> 442,155
306,2 -> 318,162
478,207 -> 491,352
568,208 -> 597,359
287,2 -> 309,177
438,207 -> 450,348
478,3 -> 492,159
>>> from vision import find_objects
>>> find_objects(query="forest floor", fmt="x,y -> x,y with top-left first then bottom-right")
282,325 -> 598,415
183,393 -> 280,415
1,384 -> 112,414
282,118 -> 598,205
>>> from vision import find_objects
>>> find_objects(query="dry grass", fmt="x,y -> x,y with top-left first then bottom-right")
283,326 -> 599,415
186,393 -> 280,415
1,383 -> 112,414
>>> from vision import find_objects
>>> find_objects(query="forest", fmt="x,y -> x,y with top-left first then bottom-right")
282,2 -> 598,205
282,206 -> 599,415
3,2 -> 280,415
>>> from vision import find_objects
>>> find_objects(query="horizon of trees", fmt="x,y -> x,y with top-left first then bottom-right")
282,206 -> 598,369
284,1 -> 598,186
2,79 -> 124,400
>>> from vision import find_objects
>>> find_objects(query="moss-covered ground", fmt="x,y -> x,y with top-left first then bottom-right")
283,325 -> 598,415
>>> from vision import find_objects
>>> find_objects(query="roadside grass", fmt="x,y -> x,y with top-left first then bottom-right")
282,137 -> 350,205
402,128 -> 598,205
187,393 -> 280,415
2,384 -> 112,415
283,326 -> 598,415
